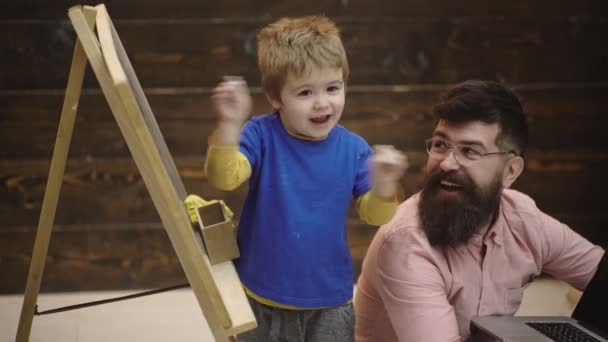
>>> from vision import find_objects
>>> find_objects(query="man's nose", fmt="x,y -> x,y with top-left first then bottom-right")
439,150 -> 461,172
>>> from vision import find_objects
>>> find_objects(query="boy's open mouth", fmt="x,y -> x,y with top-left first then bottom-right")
310,114 -> 331,124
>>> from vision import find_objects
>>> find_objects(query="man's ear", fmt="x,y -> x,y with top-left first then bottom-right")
266,93 -> 281,110
502,156 -> 524,188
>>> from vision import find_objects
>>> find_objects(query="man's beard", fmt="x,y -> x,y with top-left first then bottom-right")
418,169 -> 503,247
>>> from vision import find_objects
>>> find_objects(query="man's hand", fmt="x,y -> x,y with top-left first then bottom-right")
212,76 -> 252,145
370,145 -> 408,199
184,194 -> 234,225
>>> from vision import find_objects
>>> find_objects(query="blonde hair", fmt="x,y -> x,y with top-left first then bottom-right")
257,16 -> 349,101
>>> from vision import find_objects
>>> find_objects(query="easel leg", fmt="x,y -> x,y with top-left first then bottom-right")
15,7 -> 97,342
73,5 -> 235,340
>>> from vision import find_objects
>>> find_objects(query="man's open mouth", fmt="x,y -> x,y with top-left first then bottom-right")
439,180 -> 463,192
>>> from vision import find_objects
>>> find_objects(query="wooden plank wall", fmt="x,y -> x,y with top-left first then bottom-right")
1,0 -> 607,293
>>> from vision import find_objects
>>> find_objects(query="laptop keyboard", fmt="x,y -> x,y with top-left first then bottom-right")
526,322 -> 601,342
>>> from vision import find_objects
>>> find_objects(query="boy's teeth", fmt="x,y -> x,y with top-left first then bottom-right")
311,115 -> 330,123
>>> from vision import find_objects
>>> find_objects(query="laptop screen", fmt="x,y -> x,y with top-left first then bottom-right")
572,250 -> 608,336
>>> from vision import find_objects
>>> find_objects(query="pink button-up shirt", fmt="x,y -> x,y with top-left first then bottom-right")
355,189 -> 604,342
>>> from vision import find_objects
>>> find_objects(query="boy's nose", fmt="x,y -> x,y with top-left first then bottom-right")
313,94 -> 329,109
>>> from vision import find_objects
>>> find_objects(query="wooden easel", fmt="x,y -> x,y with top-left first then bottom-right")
15,4 -> 255,341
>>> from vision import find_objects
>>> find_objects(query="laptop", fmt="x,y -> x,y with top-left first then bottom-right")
470,249 -> 608,342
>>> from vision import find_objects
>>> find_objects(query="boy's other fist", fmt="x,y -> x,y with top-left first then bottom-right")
212,76 -> 252,127
370,145 -> 408,199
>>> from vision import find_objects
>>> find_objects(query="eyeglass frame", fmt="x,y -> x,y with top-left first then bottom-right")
425,137 -> 517,166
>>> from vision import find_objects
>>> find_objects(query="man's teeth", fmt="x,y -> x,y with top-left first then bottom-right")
440,180 -> 461,187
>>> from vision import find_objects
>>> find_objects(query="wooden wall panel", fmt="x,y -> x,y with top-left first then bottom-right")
3,0 -> 606,19
1,1 -> 606,293
5,85 -> 605,122
2,215 -> 607,294
1,228 -> 185,293
2,18 -> 607,88
2,86 -> 607,159
1,153 -> 606,232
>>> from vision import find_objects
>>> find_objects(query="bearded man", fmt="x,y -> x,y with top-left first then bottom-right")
353,80 -> 605,342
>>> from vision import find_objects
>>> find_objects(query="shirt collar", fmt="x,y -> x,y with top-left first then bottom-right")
469,211 -> 504,247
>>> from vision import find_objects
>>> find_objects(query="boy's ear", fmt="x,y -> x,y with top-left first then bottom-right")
266,93 -> 281,110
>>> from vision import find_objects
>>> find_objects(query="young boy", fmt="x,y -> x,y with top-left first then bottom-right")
201,16 -> 407,341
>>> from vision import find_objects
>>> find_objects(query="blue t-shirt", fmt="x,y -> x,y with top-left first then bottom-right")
236,113 -> 373,308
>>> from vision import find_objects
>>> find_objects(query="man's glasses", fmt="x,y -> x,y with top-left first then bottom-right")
425,137 -> 516,166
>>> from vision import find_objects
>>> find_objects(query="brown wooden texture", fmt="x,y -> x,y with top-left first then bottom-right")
3,85 -> 608,159
3,213 -> 607,294
2,1 -> 607,294
3,0 -> 606,19
2,152 -> 607,223
1,226 -> 185,293
2,17 -> 607,88
2,87 -> 607,292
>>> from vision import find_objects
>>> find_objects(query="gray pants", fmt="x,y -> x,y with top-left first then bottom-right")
236,297 -> 354,342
